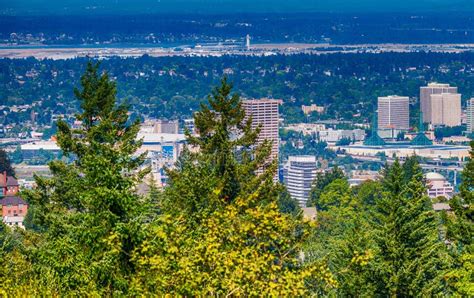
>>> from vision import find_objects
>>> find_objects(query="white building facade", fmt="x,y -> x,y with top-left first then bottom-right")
284,156 -> 318,207
467,98 -> 474,134
425,172 -> 454,199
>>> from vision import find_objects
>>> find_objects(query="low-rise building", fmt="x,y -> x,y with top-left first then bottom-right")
340,143 -> 470,161
284,123 -> 326,135
348,170 -> 381,186
318,129 -> 365,143
302,104 -> 325,115
1,196 -> 28,223
0,172 -> 19,197
425,172 -> 454,199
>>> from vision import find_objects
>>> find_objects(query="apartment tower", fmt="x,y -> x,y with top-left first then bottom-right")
242,98 -> 280,163
284,156 -> 318,207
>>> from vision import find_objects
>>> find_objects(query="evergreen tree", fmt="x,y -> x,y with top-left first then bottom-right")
132,78 -> 336,295
402,155 -> 422,183
163,77 -> 277,218
19,62 -> 149,294
444,141 -> 474,295
0,148 -> 15,177
308,166 -> 345,208
304,176 -> 377,296
373,160 -> 450,296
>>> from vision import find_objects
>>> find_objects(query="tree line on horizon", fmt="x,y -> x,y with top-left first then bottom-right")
0,63 -> 472,295
2,52 -> 474,127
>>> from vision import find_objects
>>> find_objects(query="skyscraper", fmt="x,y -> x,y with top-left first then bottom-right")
242,99 -> 280,163
377,95 -> 410,130
429,93 -> 462,127
284,156 -> 318,207
467,98 -> 474,134
420,83 -> 459,126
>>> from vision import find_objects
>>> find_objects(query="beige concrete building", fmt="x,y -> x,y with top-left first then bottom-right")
302,104 -> 325,115
428,93 -> 461,127
154,120 -> 179,134
420,83 -> 460,126
141,119 -> 179,134
339,144 -> 470,161
243,99 -> 280,162
378,96 -> 410,130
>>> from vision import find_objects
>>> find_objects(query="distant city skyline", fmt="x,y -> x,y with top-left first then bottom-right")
2,0 -> 474,15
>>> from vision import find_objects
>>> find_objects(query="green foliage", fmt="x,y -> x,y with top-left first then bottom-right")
0,148 -> 15,176
444,141 -> 474,295
308,167 -> 345,208
9,145 -> 23,164
434,125 -> 465,140
373,159 -> 450,296
305,158 -> 453,296
276,186 -> 301,216
163,77 -> 276,218
2,62 -> 471,295
335,137 -> 351,146
279,132 -> 336,162
6,62 -> 150,295
133,77 -> 336,295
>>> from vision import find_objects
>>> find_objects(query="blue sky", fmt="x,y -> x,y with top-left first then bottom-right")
1,0 -> 473,14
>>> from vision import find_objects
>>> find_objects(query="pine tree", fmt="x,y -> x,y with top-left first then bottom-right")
444,141 -> 474,295
304,175 -> 378,296
20,62 -> 149,294
373,160 -> 450,296
163,77 -> 277,218
132,78 -> 336,295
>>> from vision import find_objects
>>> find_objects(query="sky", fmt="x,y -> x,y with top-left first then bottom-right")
1,0 -> 473,14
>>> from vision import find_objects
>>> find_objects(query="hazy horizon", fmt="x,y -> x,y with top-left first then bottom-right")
1,0 -> 474,15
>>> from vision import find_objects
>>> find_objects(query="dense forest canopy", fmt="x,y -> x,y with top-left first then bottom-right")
1,52 -> 474,125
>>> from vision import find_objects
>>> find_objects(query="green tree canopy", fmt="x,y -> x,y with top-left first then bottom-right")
14,62 -> 150,295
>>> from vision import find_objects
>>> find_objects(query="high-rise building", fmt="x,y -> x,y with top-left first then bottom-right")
242,99 -> 280,162
284,156 -> 318,207
467,98 -> 474,134
428,93 -> 462,127
377,96 -> 410,130
420,83 -> 459,125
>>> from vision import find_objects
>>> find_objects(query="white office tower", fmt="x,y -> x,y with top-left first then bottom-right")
467,98 -> 474,134
378,96 -> 410,130
420,83 -> 460,126
285,156 -> 318,207
245,34 -> 250,50
242,99 -> 280,163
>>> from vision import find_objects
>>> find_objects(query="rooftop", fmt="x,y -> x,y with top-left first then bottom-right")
138,133 -> 187,144
0,174 -> 19,187
425,172 -> 446,181
0,196 -> 28,206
